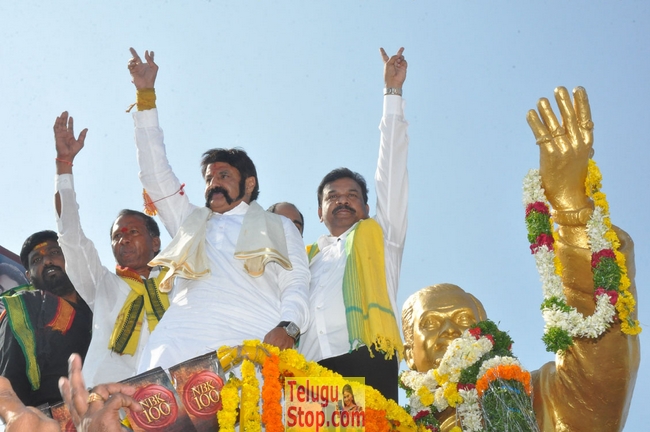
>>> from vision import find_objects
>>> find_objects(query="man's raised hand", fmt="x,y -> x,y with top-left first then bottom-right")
380,47 -> 407,89
128,47 -> 158,90
54,111 -> 87,173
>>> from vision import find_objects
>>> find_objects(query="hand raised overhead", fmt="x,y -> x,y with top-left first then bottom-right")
54,111 -> 87,173
128,47 -> 158,90
526,86 -> 594,211
380,47 -> 407,89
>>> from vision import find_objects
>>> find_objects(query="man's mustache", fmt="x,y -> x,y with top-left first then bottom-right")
205,187 -> 234,206
333,205 -> 356,214
42,265 -> 64,277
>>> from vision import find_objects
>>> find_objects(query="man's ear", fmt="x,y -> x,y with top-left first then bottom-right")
404,343 -> 415,370
364,204 -> 370,218
245,177 -> 256,195
152,237 -> 162,257
318,206 -> 323,222
25,270 -> 32,283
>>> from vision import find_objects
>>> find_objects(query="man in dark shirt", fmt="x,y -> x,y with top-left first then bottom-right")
0,230 -> 92,407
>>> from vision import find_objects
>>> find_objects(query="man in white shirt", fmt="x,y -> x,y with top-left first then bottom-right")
127,48 -> 310,372
53,112 -> 169,387
299,48 -> 409,401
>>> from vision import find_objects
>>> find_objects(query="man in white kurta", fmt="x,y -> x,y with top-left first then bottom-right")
54,112 -> 166,387
128,48 -> 310,372
300,48 -> 408,401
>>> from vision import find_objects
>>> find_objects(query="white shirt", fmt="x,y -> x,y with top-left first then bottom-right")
55,174 -> 155,387
299,95 -> 408,361
132,108 -> 310,371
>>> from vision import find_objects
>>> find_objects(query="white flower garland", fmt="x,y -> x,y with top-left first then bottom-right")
401,330 -> 524,432
523,169 -> 616,342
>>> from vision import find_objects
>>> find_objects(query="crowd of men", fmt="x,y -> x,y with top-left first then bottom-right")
0,46 -> 409,430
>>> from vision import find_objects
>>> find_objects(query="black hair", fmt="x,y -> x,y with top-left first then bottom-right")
317,168 -> 368,207
200,148 -> 260,201
20,230 -> 58,268
112,209 -> 161,239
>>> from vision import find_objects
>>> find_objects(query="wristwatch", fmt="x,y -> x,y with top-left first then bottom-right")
277,321 -> 300,341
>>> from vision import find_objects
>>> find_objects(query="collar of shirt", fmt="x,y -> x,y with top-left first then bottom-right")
210,200 -> 250,217
316,220 -> 360,250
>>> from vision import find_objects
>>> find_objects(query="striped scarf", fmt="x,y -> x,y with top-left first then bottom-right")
1,286 -> 76,390
108,267 -> 169,355
308,219 -> 403,360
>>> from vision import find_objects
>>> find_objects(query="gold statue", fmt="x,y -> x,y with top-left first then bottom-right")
402,87 -> 640,431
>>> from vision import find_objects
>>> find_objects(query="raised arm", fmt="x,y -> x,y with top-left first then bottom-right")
53,112 -> 105,308
527,87 -> 640,431
375,47 -> 409,306
128,48 -> 195,236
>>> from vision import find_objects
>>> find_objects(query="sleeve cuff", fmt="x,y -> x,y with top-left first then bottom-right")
56,173 -> 74,192
383,95 -> 404,116
132,107 -> 160,128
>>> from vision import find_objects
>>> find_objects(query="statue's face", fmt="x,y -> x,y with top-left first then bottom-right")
408,288 -> 483,371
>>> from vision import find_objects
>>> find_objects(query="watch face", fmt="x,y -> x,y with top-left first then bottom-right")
286,322 -> 300,339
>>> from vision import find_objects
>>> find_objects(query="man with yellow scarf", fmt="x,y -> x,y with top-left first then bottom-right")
299,47 -> 409,402
53,112 -> 169,387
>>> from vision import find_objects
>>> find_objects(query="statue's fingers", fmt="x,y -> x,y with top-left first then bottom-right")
573,86 -> 594,147
537,97 -> 563,138
554,86 -> 579,145
526,109 -> 553,150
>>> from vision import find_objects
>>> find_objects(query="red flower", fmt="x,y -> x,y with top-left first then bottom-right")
525,202 -> 550,217
484,334 -> 495,345
413,410 -> 430,421
530,233 -> 554,254
591,249 -> 616,268
594,287 -> 618,305
468,327 -> 482,339
457,383 -> 476,391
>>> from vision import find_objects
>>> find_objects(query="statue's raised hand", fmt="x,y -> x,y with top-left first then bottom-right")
527,86 -> 594,212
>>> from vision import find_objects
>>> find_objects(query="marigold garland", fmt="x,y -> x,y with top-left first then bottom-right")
261,354 -> 283,432
475,365 -> 531,397
240,359 -> 261,432
217,340 -> 417,431
217,376 -> 241,432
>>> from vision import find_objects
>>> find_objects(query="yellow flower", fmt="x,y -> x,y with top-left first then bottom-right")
443,384 -> 463,407
433,369 -> 448,385
417,386 -> 434,406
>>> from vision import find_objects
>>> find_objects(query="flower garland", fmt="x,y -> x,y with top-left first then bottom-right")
217,340 -> 416,431
585,159 -> 641,335
240,359 -> 261,432
216,375 -> 241,432
523,162 -> 640,353
400,321 -> 534,432
261,354 -> 283,432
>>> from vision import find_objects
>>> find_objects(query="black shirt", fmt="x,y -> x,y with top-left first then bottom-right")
0,288 -> 92,407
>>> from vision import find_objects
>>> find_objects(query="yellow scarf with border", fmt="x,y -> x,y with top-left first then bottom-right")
109,267 -> 169,355
309,219 -> 403,360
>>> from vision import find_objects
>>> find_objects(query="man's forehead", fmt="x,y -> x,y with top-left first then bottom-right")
112,214 -> 147,233
206,161 -> 238,174
28,240 -> 60,256
324,177 -> 362,192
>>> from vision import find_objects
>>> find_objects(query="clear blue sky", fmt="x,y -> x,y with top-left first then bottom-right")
1,1 -> 648,429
